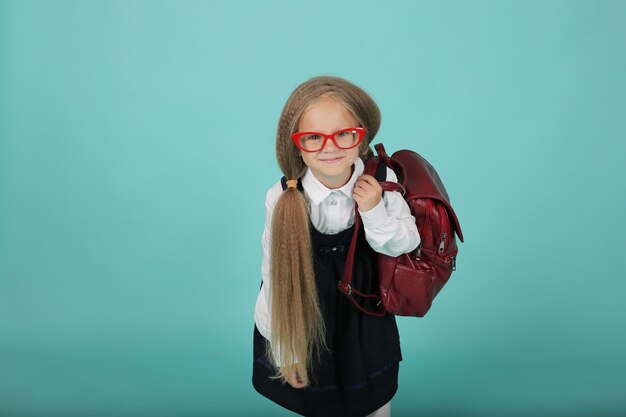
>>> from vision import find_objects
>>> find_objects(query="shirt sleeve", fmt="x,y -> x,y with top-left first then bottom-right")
254,183 -> 293,367
254,184 -> 279,340
358,167 -> 420,256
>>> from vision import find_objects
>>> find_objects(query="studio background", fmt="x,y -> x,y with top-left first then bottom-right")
1,1 -> 625,416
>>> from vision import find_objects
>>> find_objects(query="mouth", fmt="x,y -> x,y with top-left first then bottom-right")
318,156 -> 344,164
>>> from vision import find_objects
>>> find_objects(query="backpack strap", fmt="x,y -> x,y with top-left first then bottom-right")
374,144 -> 406,196
375,143 -> 407,190
339,145 -> 419,316
338,156 -> 386,317
373,156 -> 387,182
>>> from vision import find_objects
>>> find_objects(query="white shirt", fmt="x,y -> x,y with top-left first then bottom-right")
254,158 -> 420,364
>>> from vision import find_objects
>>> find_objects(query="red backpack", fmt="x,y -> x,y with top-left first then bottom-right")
338,143 -> 464,317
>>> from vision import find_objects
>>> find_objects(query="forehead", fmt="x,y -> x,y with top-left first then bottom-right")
299,96 -> 357,132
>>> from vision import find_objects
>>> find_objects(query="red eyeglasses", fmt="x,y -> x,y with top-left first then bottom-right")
291,127 -> 366,153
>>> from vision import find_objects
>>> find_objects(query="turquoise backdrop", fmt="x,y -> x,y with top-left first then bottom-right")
1,1 -> 625,416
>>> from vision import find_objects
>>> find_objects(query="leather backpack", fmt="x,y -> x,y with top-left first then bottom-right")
338,143 -> 464,317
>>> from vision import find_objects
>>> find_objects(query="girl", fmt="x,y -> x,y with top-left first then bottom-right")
253,76 -> 420,417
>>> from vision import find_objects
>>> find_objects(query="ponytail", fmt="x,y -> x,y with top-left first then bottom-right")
269,185 -> 325,386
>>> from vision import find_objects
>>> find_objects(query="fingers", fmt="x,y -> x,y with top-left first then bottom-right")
356,175 -> 381,188
353,175 -> 381,196
353,175 -> 382,212
286,366 -> 306,389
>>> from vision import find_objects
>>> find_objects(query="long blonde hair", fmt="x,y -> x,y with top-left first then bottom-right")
269,76 -> 381,386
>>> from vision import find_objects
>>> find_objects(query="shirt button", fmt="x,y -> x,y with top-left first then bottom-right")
329,200 -> 337,206
330,229 -> 336,233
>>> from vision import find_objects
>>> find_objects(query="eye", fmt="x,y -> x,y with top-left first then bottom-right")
303,134 -> 322,141
337,129 -> 357,137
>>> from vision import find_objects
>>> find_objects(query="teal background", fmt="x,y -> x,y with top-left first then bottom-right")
1,1 -> 625,416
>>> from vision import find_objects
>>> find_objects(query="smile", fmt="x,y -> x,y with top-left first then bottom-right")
318,157 -> 344,164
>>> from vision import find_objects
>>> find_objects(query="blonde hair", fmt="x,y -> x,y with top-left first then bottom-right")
269,76 -> 381,386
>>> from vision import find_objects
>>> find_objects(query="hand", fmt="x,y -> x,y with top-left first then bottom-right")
352,175 -> 382,212
286,364 -> 306,389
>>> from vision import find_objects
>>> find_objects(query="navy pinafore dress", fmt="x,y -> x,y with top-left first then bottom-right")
253,175 -> 402,417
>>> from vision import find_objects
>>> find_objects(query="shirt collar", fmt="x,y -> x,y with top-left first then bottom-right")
301,158 -> 364,206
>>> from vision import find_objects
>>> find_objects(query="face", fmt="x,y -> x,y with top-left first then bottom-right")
297,96 -> 361,189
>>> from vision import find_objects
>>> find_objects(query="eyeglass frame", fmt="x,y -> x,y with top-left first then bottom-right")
291,127 -> 366,153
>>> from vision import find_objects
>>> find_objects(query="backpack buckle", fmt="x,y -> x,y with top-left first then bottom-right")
337,281 -> 351,295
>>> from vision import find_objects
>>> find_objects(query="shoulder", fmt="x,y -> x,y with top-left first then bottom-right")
381,165 -> 404,207
384,165 -> 399,183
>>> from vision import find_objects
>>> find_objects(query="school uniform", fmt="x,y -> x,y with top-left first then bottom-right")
253,158 -> 420,417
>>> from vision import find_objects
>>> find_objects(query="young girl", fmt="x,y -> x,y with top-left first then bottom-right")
252,76 -> 420,417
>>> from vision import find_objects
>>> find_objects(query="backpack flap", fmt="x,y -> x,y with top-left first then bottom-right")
396,149 -> 464,243
374,143 -> 464,243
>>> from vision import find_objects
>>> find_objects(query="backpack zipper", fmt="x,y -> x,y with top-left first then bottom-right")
438,232 -> 447,253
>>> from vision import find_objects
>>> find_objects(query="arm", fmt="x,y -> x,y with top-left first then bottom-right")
355,167 -> 420,256
253,224 -> 288,362
254,184 -> 280,344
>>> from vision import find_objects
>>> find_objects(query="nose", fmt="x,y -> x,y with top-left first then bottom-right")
321,137 -> 338,152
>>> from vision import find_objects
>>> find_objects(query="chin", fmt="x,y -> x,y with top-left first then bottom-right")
316,164 -> 353,182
